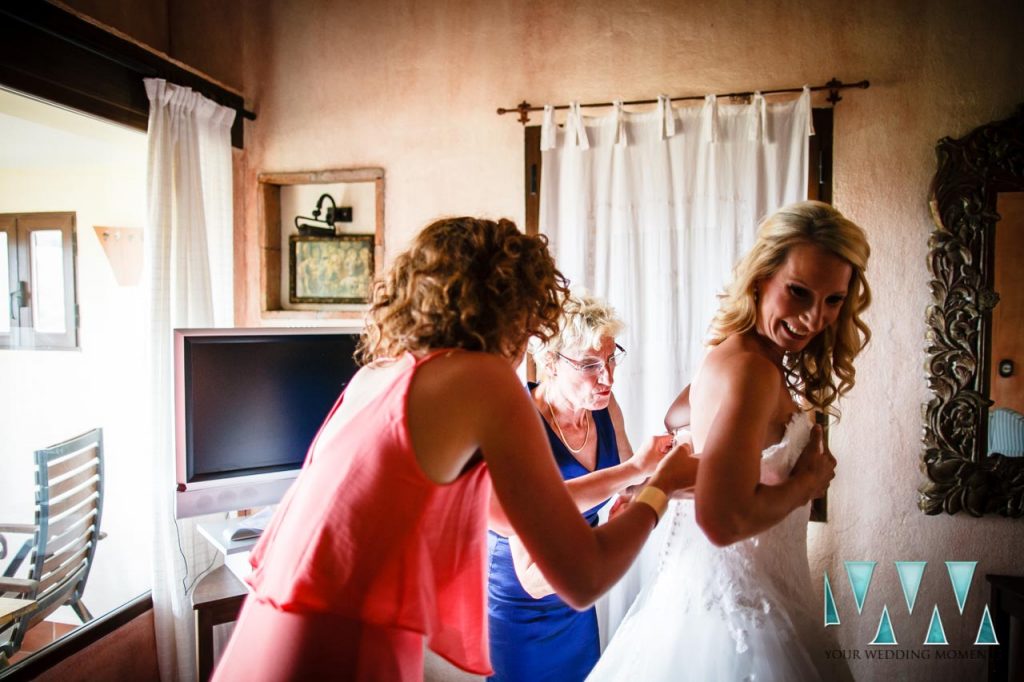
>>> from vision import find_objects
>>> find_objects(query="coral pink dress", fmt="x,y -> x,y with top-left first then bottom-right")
213,350 -> 493,681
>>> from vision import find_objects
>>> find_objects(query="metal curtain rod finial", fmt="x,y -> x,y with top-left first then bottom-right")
496,78 -> 871,124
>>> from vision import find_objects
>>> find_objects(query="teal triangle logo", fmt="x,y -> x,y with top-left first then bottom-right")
824,572 -> 840,626
869,604 -> 898,645
895,561 -> 927,614
845,561 -> 877,614
945,561 -> 977,614
924,605 -> 948,645
975,605 -> 999,645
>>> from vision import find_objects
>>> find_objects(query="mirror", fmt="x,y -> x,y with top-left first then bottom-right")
990,193 -> 1024,457
921,104 -> 1024,516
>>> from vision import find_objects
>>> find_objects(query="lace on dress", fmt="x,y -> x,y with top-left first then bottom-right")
587,413 -> 845,682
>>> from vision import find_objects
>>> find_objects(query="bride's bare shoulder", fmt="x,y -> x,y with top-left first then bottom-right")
702,338 -> 779,388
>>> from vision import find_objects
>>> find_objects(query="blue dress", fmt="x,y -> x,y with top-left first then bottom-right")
487,384 -> 621,682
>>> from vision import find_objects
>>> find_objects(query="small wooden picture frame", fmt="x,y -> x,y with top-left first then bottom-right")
289,234 -> 374,304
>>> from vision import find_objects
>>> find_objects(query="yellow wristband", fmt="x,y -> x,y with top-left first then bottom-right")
634,486 -> 668,525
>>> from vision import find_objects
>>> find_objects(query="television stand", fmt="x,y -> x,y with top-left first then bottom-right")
192,517 -> 266,680
196,519 -> 260,582
192,565 -> 247,682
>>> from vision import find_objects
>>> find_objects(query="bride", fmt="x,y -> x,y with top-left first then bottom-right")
589,200 -> 871,681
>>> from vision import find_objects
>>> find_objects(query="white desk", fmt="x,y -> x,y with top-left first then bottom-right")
196,519 -> 262,582
192,519 -> 263,680
196,518 -> 262,556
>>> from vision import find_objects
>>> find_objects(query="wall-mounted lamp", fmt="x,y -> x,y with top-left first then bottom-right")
93,226 -> 143,286
294,193 -> 353,236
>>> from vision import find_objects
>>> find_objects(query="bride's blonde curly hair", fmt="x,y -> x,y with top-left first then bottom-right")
707,201 -> 872,416
357,217 -> 569,363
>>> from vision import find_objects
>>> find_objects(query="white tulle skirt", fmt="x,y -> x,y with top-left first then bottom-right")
588,497 -> 850,682
589,570 -> 832,681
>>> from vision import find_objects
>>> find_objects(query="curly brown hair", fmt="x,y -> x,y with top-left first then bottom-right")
357,217 -> 570,363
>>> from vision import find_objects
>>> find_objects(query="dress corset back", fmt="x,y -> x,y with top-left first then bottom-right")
586,412 -> 843,682
656,413 -> 813,630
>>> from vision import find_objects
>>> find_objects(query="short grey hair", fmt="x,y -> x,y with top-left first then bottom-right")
531,292 -> 624,372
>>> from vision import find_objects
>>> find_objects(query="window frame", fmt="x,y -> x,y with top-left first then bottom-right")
0,211 -> 79,350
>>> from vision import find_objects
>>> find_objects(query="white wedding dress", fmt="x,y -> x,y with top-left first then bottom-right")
589,413 -> 848,682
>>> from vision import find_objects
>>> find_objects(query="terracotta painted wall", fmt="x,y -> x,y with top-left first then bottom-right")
237,2 -> 1024,678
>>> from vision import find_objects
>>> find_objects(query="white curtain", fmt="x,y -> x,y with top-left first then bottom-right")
539,90 -> 812,644
144,78 -> 235,682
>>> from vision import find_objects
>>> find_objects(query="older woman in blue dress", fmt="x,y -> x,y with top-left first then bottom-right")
486,293 -> 679,682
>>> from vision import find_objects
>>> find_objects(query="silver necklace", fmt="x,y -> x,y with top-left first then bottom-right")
546,399 -> 590,454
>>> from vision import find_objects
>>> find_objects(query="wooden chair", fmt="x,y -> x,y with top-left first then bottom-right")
0,428 -> 104,666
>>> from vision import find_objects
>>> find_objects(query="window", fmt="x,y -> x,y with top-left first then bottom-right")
1,86 -> 150,667
0,212 -> 79,350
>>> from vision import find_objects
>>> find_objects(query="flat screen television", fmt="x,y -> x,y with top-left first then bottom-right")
173,327 -> 362,518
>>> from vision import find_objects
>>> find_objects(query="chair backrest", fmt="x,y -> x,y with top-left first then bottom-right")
18,429 -> 104,634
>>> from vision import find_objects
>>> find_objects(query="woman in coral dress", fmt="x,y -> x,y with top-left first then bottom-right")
211,217 -> 698,682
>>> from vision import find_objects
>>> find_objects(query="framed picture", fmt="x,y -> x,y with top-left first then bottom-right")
289,234 -> 374,304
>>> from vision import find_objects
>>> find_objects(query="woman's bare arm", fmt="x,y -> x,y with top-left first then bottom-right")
496,392 -> 673,595
508,534 -> 556,598
664,384 -> 691,433
693,353 -> 829,547
487,390 -> 672,536
408,352 -> 696,609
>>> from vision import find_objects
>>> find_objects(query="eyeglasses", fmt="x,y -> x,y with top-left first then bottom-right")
557,344 -> 626,376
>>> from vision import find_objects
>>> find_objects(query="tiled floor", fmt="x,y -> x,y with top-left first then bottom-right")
8,620 -> 79,665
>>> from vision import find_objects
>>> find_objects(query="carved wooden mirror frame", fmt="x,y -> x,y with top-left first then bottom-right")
921,104 -> 1024,516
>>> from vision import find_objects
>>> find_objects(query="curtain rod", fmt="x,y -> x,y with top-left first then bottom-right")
497,78 -> 869,124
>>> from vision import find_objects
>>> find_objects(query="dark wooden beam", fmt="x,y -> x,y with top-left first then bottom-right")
0,1 -> 251,148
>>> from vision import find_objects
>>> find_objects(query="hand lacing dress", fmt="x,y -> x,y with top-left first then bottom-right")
588,412 -> 849,682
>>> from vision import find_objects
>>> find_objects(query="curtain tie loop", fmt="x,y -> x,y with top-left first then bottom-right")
567,101 -> 590,149
801,86 -> 816,136
541,105 -> 557,151
658,94 -> 676,139
702,94 -> 719,144
614,101 -> 628,147
749,92 -> 766,142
